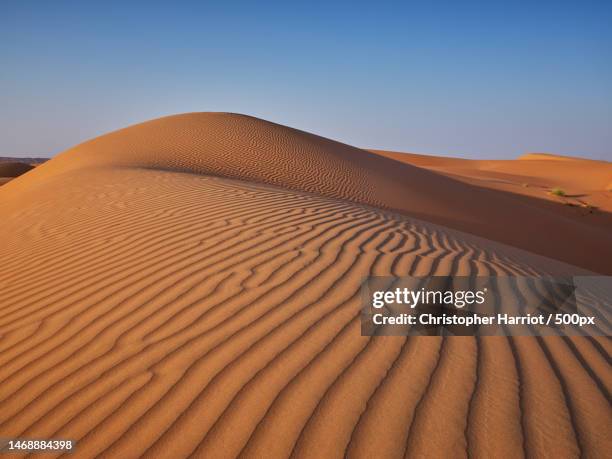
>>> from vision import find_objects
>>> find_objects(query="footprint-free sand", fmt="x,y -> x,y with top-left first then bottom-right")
0,113 -> 610,457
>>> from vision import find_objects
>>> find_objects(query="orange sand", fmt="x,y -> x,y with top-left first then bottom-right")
0,113 -> 609,458
371,150 -> 612,234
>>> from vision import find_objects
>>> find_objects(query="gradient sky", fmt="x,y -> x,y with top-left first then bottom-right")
1,0 -> 611,160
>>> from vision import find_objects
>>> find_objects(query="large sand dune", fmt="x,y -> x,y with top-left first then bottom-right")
0,113 -> 610,458
7,113 -> 610,273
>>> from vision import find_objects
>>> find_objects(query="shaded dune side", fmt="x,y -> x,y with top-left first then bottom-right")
0,162 -> 34,177
4,112 -> 610,273
0,168 -> 610,458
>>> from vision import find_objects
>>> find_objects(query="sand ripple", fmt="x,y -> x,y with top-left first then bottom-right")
0,167 -> 609,458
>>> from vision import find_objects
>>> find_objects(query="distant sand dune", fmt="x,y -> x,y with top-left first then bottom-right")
372,149 -> 612,236
518,152 -> 602,162
372,150 -> 612,192
0,114 -> 610,457
0,161 -> 34,178
0,161 -> 37,188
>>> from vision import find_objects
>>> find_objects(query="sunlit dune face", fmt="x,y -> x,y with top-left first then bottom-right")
0,113 -> 609,457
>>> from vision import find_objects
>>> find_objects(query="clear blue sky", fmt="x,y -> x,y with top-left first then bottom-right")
1,1 -> 611,160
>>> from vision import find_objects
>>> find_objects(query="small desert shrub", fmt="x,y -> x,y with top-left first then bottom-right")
550,187 -> 566,197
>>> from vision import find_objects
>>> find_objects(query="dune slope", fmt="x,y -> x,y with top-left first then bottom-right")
372,149 -> 612,237
6,112 -> 610,273
0,113 -> 610,458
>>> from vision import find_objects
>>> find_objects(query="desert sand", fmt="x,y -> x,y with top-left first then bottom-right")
0,113 -> 610,458
371,149 -> 612,232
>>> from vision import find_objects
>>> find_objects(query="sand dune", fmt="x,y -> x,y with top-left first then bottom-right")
0,162 -> 34,177
518,152 -> 601,162
0,113 -> 610,458
0,160 -> 41,187
372,149 -> 612,235
6,113 -> 610,273
373,150 -> 612,193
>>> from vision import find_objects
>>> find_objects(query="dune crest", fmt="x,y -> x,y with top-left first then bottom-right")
3,112 -> 611,273
518,152 -> 601,162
